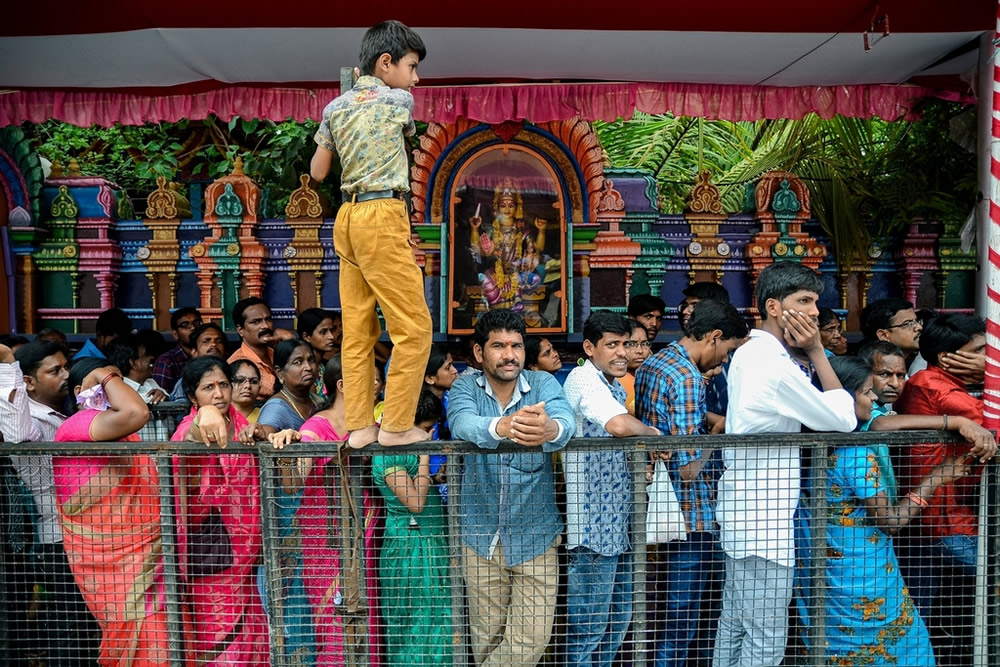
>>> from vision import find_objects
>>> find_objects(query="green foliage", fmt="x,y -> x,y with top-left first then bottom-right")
26,115 -> 338,216
594,101 -> 976,264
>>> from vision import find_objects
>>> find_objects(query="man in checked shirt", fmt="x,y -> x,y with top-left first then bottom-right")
635,299 -> 747,666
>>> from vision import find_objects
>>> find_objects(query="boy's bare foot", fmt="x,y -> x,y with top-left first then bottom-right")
378,426 -> 432,447
348,424 -> 379,449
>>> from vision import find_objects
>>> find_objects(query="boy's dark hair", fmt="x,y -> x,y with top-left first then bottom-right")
0,334 -> 29,348
860,298 -> 914,340
857,340 -> 905,367
14,340 -> 67,378
627,293 -> 666,319
105,336 -> 141,376
473,309 -> 526,348
96,307 -> 132,338
524,336 -> 542,368
190,323 -> 228,349
36,327 -> 67,342
359,20 -> 426,77
182,356 -> 232,403
232,297 -> 269,328
583,311 -> 632,346
135,329 -> 166,360
425,345 -> 450,377
919,314 -> 986,367
827,356 -> 873,396
297,307 -> 332,339
273,338 -> 313,371
682,282 -> 730,302
754,263 -> 824,320
818,307 -> 840,328
684,299 -> 749,340
170,307 -> 201,331
415,388 -> 444,426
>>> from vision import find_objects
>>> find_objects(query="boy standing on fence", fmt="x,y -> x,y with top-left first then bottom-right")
713,263 -> 856,667
310,20 -> 432,448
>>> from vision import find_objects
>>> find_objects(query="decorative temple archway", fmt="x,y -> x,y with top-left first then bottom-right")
411,117 -> 605,334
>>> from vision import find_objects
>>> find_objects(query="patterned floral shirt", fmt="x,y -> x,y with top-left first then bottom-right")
563,360 -> 632,557
314,75 -> 416,195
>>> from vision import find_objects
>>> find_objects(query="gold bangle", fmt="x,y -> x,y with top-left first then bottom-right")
276,458 -> 294,467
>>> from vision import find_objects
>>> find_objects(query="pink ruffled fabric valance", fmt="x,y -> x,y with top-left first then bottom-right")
0,81 -> 967,127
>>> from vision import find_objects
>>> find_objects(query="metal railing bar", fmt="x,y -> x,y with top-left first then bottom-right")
2,429 -> 969,456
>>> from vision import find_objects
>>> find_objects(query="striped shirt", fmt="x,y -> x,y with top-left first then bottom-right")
635,341 -> 718,533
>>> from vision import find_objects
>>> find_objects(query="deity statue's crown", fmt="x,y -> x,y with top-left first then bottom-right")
492,179 -> 524,219
494,178 -> 518,200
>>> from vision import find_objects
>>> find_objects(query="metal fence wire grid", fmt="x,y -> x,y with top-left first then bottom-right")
0,430 -> 998,667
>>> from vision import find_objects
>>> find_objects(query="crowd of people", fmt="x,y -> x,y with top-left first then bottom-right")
3,17 -> 996,667
0,260 -> 995,667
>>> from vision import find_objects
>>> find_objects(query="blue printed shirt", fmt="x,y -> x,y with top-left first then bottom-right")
562,360 -> 632,557
448,370 -> 574,566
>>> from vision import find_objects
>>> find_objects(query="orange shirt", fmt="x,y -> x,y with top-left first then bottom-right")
228,342 -> 277,399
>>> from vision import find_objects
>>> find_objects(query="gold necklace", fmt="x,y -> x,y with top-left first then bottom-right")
281,388 -> 310,421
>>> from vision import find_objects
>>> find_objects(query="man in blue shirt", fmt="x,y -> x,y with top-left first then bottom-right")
563,311 -> 660,666
73,307 -> 132,361
448,309 -> 575,666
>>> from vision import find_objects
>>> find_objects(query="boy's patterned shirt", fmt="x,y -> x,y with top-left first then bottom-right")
314,75 -> 416,195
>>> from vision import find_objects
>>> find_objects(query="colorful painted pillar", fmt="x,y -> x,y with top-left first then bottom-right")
898,219 -> 940,306
33,179 -> 81,330
141,176 -> 191,328
283,174 -> 330,312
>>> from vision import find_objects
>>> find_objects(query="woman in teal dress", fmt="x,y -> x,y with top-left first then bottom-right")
798,356 -> 972,666
371,390 -> 452,665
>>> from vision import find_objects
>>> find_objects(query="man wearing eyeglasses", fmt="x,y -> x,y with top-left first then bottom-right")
860,298 -> 922,360
152,307 -> 202,390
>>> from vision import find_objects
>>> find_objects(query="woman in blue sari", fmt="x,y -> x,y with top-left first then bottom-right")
256,339 -> 323,664
800,356 -> 975,666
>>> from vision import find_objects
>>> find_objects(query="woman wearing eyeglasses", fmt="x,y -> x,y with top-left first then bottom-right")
230,359 -> 262,423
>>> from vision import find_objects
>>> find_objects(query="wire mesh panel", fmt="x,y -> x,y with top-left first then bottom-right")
0,433 -> 997,666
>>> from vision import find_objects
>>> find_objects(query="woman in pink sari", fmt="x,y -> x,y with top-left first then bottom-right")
269,354 -> 384,665
170,355 -> 269,665
53,358 -> 159,665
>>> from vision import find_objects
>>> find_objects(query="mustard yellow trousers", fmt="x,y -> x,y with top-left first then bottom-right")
334,196 -> 431,432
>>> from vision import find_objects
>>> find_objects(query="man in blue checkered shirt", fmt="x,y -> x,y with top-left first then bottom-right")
635,299 -> 747,667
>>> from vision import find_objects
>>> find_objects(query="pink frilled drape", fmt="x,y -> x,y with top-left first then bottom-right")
0,81 -> 968,127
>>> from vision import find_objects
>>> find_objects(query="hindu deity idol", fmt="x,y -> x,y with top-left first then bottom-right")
469,180 -> 549,311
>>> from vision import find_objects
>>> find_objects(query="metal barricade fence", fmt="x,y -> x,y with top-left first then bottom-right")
0,431 -> 997,667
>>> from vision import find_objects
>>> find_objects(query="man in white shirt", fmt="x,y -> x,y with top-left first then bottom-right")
714,263 -> 857,667
0,340 -> 100,664
107,336 -> 170,441
562,311 -> 659,666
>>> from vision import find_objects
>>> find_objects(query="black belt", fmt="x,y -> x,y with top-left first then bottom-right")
353,190 -> 402,202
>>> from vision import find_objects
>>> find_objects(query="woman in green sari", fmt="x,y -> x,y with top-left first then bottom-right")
371,390 -> 452,665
